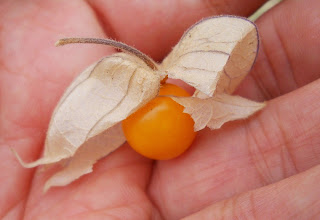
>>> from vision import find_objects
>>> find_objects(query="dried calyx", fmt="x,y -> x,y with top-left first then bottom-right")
12,15 -> 265,192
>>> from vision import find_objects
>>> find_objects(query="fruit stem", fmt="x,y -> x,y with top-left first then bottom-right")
55,38 -> 158,70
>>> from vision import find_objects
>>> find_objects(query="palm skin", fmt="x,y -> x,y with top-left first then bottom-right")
1,0 -> 320,219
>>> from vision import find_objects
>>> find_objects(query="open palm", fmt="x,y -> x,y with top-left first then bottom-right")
1,0 -> 320,219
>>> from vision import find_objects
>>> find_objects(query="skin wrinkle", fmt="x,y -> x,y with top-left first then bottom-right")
10,168 -> 33,219
220,199 -> 229,219
151,125 -> 254,218
248,191 -> 259,220
258,37 -> 281,99
0,198 -> 25,220
0,123 -> 44,220
144,161 -> 166,220
242,80 -> 320,188
245,118 -> 274,185
262,114 -> 290,180
186,164 -> 320,219
29,162 -> 148,219
0,61 -> 40,100
230,194 -> 238,219
95,158 -> 150,180
1,72 -> 73,132
240,192 -> 261,220
67,203 -> 157,220
3,8 -> 62,81
248,70 -> 271,101
35,197 -> 95,220
305,209 -> 320,220
247,105 -> 299,184
236,194 -> 253,220
246,0 -> 320,102
274,87 -> 320,171
47,149 -> 156,218
66,198 -> 146,218
271,13 -> 299,91
275,116 -> 299,176
181,166 -> 228,196
197,169 -> 235,204
1,106 -> 47,213
147,163 -> 167,220
1,115 -> 45,140
291,200 -> 316,219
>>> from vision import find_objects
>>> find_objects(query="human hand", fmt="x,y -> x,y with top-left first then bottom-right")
1,0 -> 320,219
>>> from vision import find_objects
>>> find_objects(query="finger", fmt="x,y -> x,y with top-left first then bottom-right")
236,0 -> 320,101
183,164 -> 320,220
0,0 -> 112,217
86,0 -> 267,61
23,145 -> 162,219
149,78 -> 320,219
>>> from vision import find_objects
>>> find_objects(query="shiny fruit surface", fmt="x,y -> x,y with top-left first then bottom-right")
122,83 -> 196,160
